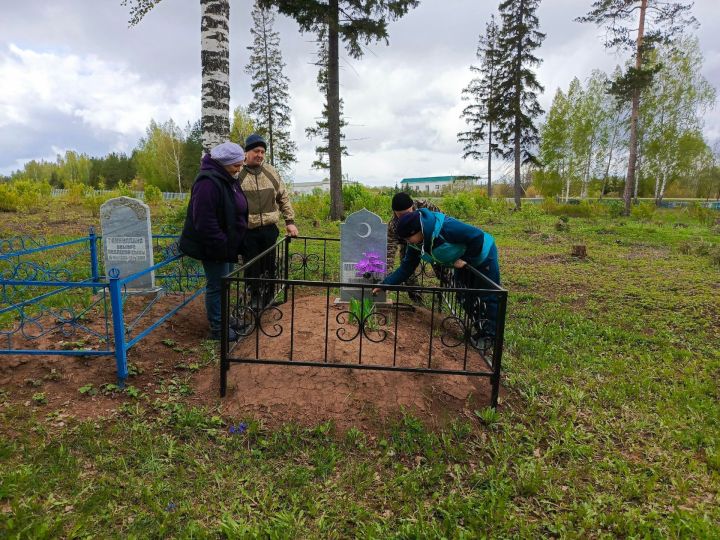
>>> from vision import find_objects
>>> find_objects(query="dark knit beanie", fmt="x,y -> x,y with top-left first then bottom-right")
396,211 -> 422,239
244,133 -> 267,152
391,192 -> 414,212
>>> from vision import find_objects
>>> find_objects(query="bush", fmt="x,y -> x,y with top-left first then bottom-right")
441,192 -> 478,221
144,184 -> 163,205
0,183 -> 20,212
541,199 -> 595,218
517,203 -> 544,233
293,191 -> 331,222
606,200 -> 624,218
80,186 -> 115,217
0,180 -> 50,213
687,203 -> 716,227
631,202 -> 656,221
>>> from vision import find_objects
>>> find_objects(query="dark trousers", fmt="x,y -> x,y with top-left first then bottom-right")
241,224 -> 280,305
457,243 -> 500,337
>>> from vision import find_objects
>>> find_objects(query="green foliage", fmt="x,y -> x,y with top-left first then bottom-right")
541,199 -> 601,218
441,191 -> 478,221
0,180 -> 51,213
133,119 -> 187,192
228,106 -> 256,147
143,184 -> 163,205
341,183 -> 392,218
292,191 -> 331,222
78,384 -> 97,396
631,202 -> 656,221
348,297 -> 377,329
687,203 -> 717,227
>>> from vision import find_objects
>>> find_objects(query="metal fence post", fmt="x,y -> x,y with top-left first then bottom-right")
220,274 -> 229,396
283,236 -> 290,303
89,227 -> 100,292
108,268 -> 128,388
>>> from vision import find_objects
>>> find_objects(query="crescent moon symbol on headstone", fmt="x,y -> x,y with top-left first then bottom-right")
357,222 -> 371,238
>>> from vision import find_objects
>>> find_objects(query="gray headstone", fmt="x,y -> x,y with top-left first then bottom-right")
339,209 -> 388,302
100,196 -> 155,291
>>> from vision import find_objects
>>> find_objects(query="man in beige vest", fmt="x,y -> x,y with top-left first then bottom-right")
239,134 -> 298,309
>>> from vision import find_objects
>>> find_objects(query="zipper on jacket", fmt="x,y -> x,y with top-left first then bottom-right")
254,171 -> 263,227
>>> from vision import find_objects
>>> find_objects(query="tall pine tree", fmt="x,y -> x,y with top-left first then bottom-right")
305,27 -> 349,171
260,0 -> 419,220
245,2 -> 297,171
496,0 -> 545,210
458,15 -> 505,197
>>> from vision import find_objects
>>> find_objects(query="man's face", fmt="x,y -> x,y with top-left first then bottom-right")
246,147 -> 265,167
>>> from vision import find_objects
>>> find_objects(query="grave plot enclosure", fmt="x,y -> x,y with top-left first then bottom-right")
221,235 -> 507,408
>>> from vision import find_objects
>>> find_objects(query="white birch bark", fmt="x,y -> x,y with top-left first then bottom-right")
200,0 -> 230,151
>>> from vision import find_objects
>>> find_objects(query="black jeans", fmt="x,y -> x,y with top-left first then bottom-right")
241,224 -> 280,306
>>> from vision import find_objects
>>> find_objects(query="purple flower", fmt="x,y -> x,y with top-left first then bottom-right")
354,252 -> 385,277
166,502 -> 177,512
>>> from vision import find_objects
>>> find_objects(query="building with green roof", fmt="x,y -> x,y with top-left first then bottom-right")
399,176 -> 477,194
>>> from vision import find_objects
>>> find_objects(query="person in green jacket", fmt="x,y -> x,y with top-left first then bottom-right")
374,208 -> 500,349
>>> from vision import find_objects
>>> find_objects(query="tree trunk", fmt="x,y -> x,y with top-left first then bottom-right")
622,0 -> 647,216
600,115 -> 620,200
327,0 -> 344,220
512,1 -> 523,211
200,0 -> 231,151
487,122 -> 493,197
514,124 -> 522,209
581,134 -> 595,199
261,8 -> 275,166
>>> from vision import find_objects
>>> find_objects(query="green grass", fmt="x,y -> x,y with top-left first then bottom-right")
1,203 -> 719,537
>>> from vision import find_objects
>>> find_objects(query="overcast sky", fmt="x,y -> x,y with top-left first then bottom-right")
1,0 -> 718,186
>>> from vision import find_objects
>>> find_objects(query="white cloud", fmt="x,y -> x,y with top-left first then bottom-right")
0,44 -> 199,171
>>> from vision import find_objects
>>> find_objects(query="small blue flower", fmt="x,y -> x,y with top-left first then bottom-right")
229,422 -> 248,435
166,502 -> 177,512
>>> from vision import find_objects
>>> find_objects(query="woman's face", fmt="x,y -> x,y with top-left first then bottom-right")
405,231 -> 423,245
224,162 -> 244,178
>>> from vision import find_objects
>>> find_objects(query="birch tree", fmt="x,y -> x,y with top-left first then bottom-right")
640,38 -> 715,204
122,0 -> 231,151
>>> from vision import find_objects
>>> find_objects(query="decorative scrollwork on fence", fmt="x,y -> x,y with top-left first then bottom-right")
256,305 -> 284,338
439,314 -> 467,348
336,311 -> 361,342
0,235 -> 46,256
1,295 -> 109,344
361,312 -> 388,343
335,310 -> 389,343
289,252 -> 321,274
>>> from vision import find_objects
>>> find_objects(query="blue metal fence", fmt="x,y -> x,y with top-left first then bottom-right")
0,229 -> 203,385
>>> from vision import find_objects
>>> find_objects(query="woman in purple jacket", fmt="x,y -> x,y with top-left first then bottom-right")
179,142 -> 249,340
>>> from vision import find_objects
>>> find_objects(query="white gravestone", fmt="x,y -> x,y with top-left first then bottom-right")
100,196 -> 155,291
339,209 -> 387,303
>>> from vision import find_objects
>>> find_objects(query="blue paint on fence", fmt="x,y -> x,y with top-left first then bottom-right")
0,229 -> 204,386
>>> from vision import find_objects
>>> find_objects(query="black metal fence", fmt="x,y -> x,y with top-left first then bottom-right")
220,235 -> 507,407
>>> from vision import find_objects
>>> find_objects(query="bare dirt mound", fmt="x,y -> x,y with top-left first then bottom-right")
1,294 -> 502,431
